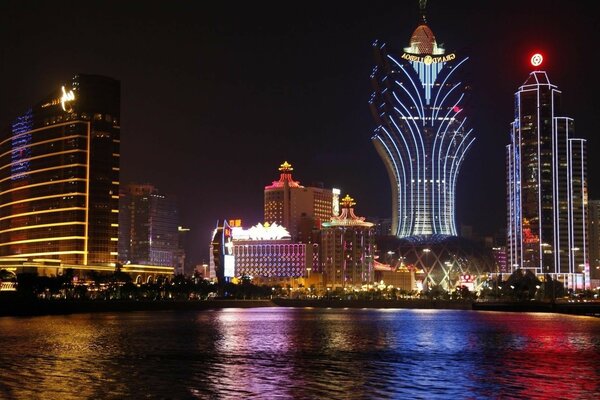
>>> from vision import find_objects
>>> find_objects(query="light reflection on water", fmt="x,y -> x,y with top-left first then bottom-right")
0,308 -> 599,399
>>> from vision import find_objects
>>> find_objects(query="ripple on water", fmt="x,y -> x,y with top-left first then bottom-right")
0,310 -> 599,399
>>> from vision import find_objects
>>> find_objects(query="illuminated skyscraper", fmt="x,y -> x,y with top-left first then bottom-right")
0,74 -> 120,272
588,200 -> 600,281
507,59 -> 589,288
321,195 -> 374,288
264,161 -> 334,241
118,184 -> 180,267
370,1 -> 473,238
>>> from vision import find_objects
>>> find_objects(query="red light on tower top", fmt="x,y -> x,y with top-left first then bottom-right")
531,53 -> 543,67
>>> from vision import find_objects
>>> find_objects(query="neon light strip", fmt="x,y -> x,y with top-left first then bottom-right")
0,221 -> 85,234
0,135 -> 86,160
0,207 -> 86,221
0,192 -> 86,208
0,149 -> 86,171
0,236 -> 86,247
0,163 -> 87,184
0,178 -> 86,196
0,121 -> 87,147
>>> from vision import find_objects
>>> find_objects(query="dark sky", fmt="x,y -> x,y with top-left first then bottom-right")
1,1 -> 598,265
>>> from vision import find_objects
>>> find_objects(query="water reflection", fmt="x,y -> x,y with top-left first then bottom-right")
0,309 -> 599,399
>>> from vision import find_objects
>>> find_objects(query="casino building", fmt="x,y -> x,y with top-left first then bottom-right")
320,195 -> 375,289
264,161 -> 338,242
370,2 -> 473,238
0,74 -> 172,279
368,2 -> 494,291
210,220 -> 319,285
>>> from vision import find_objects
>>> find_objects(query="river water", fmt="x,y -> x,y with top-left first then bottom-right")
0,308 -> 599,399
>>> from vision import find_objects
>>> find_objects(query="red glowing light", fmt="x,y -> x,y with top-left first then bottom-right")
531,53 -> 543,67
452,106 -> 462,113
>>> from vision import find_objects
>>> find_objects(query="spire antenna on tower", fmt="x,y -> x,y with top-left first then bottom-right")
419,0 -> 428,24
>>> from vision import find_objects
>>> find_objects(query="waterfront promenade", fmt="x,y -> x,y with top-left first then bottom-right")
1,296 -> 599,317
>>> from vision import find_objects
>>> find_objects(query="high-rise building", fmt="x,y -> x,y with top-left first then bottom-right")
0,74 -> 120,273
507,61 -> 589,289
264,161 -> 334,242
321,195 -> 374,289
370,2 -> 473,238
119,183 -> 179,267
588,200 -> 600,281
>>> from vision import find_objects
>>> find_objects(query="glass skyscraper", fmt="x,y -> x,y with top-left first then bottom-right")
118,183 -> 179,267
370,4 -> 472,238
0,74 -> 120,270
506,70 -> 589,288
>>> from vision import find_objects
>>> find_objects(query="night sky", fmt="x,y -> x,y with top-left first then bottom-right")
1,1 -> 598,265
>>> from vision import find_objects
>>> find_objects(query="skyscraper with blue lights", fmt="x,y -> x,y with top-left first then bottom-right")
370,2 -> 472,238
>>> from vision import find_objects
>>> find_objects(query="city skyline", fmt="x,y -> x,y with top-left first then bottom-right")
1,1 -> 599,265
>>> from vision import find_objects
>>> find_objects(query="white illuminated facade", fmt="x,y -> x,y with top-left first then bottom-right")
507,70 -> 589,289
210,220 -> 318,280
370,5 -> 473,238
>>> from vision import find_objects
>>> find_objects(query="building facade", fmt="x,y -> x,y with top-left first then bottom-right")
264,161 -> 335,242
507,69 -> 589,288
370,3 -> 473,238
321,195 -> 374,289
210,220 -> 318,284
588,200 -> 600,281
119,183 -> 179,267
0,74 -> 120,272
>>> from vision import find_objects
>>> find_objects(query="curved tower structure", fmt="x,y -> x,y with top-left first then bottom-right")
370,2 -> 473,238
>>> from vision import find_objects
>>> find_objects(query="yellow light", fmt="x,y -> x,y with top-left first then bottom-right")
0,149 -> 86,172
0,221 -> 85,234
110,238 -> 118,241
0,178 -> 87,196
3,251 -> 85,258
112,153 -> 120,157
0,207 -> 86,221
0,135 -> 86,160
110,252 -> 119,256
111,181 -> 119,185
31,258 -> 62,263
111,195 -> 119,199
110,223 -> 119,227
0,236 -> 86,247
0,120 -> 88,147
61,86 -> 75,111
0,163 -> 87,184
0,192 -> 86,209
111,209 -> 119,213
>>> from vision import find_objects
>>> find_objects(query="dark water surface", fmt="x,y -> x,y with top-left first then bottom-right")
1,308 -> 599,399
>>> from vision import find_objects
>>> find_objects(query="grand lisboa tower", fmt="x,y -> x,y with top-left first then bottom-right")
370,1 -> 473,239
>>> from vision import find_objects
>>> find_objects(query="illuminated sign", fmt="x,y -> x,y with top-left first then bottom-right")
60,86 -> 75,112
224,255 -> 235,278
530,53 -> 543,67
332,188 -> 341,216
231,222 -> 291,241
401,53 -> 456,65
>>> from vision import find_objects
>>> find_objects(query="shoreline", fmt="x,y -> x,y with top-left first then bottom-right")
1,297 -> 598,317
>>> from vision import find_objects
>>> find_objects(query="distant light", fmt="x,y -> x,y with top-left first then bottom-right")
530,53 -> 543,67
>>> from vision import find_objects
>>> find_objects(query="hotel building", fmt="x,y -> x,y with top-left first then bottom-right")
264,161 -> 337,242
0,75 -> 120,273
0,75 -> 172,279
370,3 -> 473,238
507,68 -> 589,288
320,195 -> 374,289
